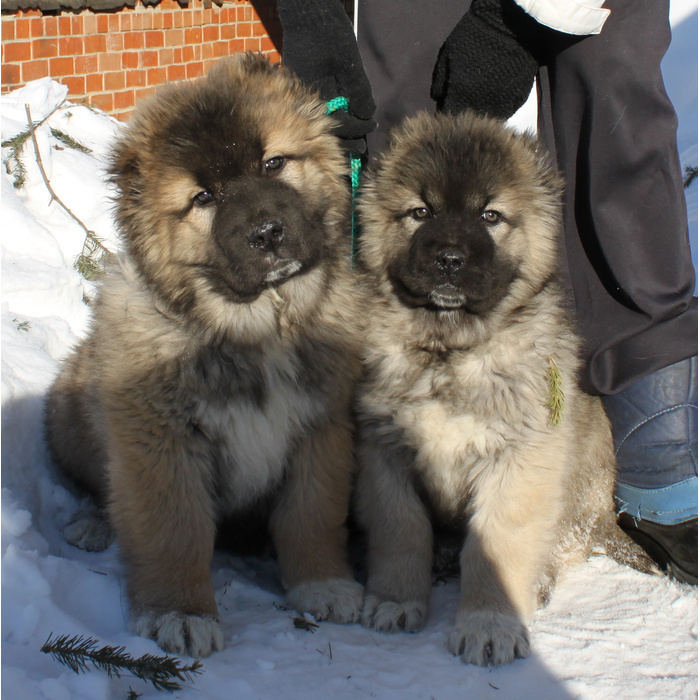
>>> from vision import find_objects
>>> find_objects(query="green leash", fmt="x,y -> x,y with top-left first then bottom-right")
325,96 -> 362,264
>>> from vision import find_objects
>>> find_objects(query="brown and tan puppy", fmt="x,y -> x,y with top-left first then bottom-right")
45,54 -> 365,658
354,111 -> 656,666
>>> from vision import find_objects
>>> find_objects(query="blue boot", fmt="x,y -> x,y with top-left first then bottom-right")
602,356 -> 698,585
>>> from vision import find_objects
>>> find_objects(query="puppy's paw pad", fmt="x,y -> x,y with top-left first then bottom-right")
361,595 -> 427,633
133,611 -> 224,658
448,610 -> 529,666
286,578 -> 364,624
64,511 -> 114,552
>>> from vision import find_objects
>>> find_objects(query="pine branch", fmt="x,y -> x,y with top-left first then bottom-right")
41,633 -> 203,692
546,357 -> 565,428
24,103 -> 110,279
50,127 -> 92,154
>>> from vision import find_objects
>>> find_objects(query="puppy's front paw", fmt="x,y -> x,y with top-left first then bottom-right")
361,594 -> 427,633
132,610 -> 224,658
448,609 -> 529,666
64,511 -> 114,552
286,578 -> 364,624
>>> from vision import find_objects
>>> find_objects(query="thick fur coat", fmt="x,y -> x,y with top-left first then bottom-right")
45,55 -> 365,657
354,112 -> 656,666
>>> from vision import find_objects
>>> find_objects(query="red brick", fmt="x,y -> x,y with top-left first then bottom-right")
58,16 -> 71,35
84,34 -> 107,54
244,38 -> 260,51
146,67 -> 167,85
62,75 -> 86,97
30,18 -> 43,38
71,16 -> 83,33
3,42 -> 31,63
173,12 -> 185,29
122,52 -> 140,69
104,71 -> 126,91
97,15 -> 109,33
162,12 -> 174,30
185,27 -> 202,44
220,24 -> 237,41
108,14 -> 120,33
75,54 -> 98,74
85,72 -> 104,93
173,47 -> 183,63
120,13 -> 132,32
140,50 -> 159,68
202,43 -> 213,60
141,13 -> 154,30
212,41 -> 229,58
134,86 -> 156,103
165,28 -> 184,47
237,22 -> 252,38
98,52 -> 121,72
49,56 -> 74,76
113,89 -> 136,110
1,63 -> 21,88
182,45 -> 195,62
15,19 -> 31,40
203,25 -> 219,42
83,14 -> 97,34
91,93 -> 114,113
124,32 -> 145,51
228,39 -> 245,54
158,48 -> 174,66
106,33 -> 124,52
44,17 -> 58,36
186,61 -> 204,79
145,30 -> 165,48
259,37 -> 279,55
22,59 -> 50,82
166,64 -> 187,82
126,70 -> 146,88
3,20 -> 15,42
252,21 -> 267,38
58,36 -> 84,55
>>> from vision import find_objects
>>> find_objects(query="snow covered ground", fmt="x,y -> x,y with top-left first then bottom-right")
2,4 -> 697,699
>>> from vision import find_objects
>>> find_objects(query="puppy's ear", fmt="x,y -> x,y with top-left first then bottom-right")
109,138 -> 141,194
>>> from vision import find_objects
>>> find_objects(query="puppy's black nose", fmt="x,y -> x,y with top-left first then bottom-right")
435,249 -> 466,275
248,220 -> 285,251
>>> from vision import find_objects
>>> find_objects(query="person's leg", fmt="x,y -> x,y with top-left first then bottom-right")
357,0 -> 465,157
537,0 -> 697,582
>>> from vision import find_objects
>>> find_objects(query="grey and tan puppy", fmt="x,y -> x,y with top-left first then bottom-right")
354,111 -> 656,666
45,54 -> 365,658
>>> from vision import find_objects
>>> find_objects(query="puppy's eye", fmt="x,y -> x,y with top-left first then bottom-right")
481,210 -> 501,224
410,207 -> 432,221
264,156 -> 285,174
193,190 -> 215,206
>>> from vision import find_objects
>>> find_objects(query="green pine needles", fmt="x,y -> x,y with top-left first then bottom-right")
40,633 -> 203,692
546,357 -> 565,428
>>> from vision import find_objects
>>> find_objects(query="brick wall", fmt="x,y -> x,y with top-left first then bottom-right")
1,0 -> 282,120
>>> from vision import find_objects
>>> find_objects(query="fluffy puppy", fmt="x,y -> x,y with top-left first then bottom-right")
354,111 -> 656,666
45,54 -> 365,657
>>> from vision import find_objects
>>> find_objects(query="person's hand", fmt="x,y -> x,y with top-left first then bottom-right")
279,0 -> 376,154
431,0 -> 555,120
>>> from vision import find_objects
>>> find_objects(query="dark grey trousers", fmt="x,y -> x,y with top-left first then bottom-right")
357,0 -> 697,395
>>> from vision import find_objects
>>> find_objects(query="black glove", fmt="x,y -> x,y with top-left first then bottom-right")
431,0 -> 563,120
278,0 -> 376,154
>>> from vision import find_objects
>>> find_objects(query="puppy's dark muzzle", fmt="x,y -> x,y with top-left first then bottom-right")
248,220 -> 285,252
436,249 -> 466,276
